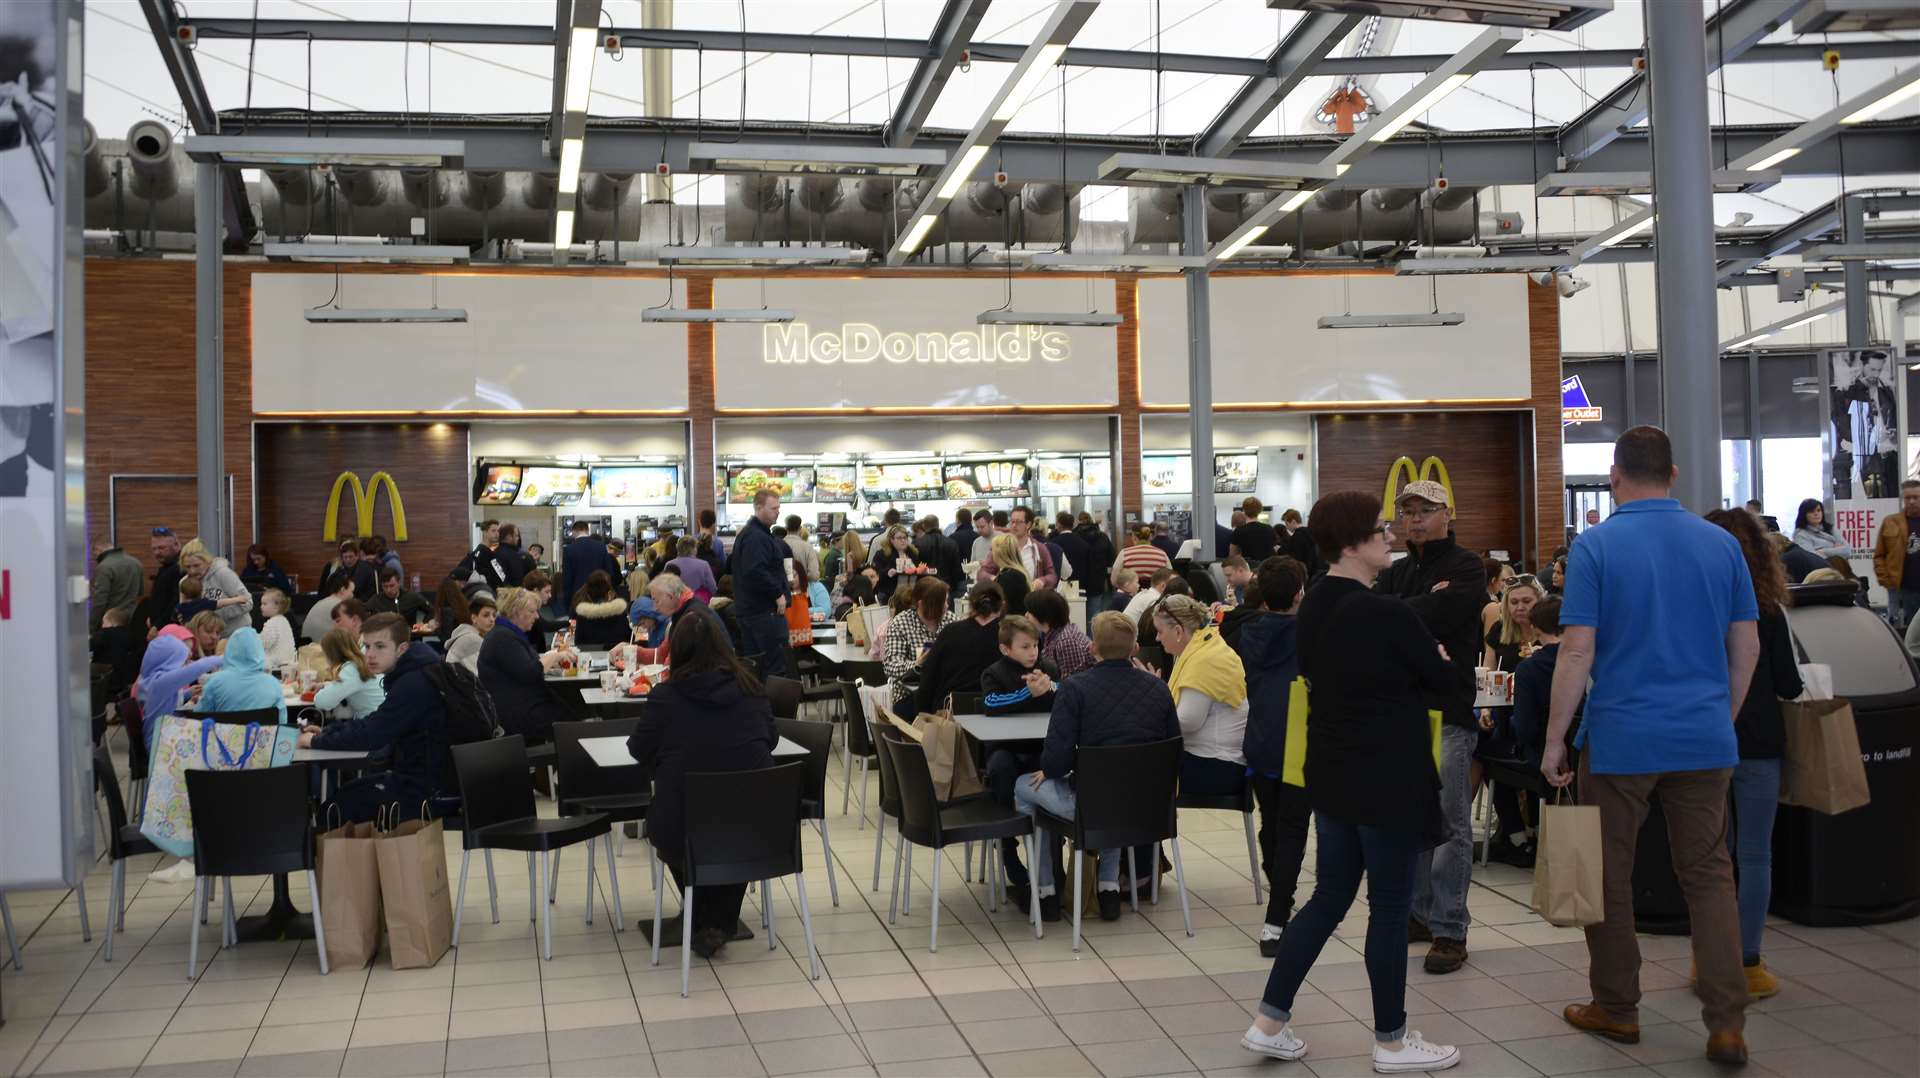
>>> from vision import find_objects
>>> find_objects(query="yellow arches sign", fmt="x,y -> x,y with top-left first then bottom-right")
1382,456 -> 1455,520
323,471 -> 408,542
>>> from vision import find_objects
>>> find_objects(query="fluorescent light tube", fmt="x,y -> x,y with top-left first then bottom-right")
688,142 -> 948,175
1749,146 -> 1803,171
1097,153 -> 1336,189
558,138 -> 584,195
1371,73 -> 1469,143
1720,300 -> 1845,349
184,135 -> 465,167
1318,312 -> 1465,329
900,214 -> 937,254
305,307 -> 469,324
1591,212 -> 1654,250
641,308 -> 798,324
265,242 -> 470,263
939,144 -> 990,201
1218,225 -> 1270,260
976,310 -> 1123,327
1841,73 -> 1920,125
1277,189 -> 1316,215
992,43 -> 1066,122
653,245 -> 863,266
1395,254 -> 1574,275
554,208 -> 576,248
564,26 -> 597,114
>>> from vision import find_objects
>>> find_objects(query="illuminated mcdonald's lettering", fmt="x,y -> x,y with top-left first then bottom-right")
324,471 -> 408,542
1382,456 -> 1455,521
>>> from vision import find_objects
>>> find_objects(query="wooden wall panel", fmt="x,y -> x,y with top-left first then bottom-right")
1116,276 -> 1143,523
254,423 -> 472,592
1528,280 -> 1566,567
107,478 -> 197,580
1313,411 -> 1528,559
687,276 -> 716,522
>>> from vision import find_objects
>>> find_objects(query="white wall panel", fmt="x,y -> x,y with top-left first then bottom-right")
470,421 -> 689,458
252,274 -> 690,412
1138,274 -> 1531,406
716,416 -> 1112,455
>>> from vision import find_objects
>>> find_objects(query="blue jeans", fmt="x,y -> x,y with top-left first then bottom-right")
1888,588 -> 1920,629
1014,774 -> 1120,895
1259,813 -> 1423,1043
1411,724 -> 1476,940
1729,757 -> 1781,965
738,612 -> 790,678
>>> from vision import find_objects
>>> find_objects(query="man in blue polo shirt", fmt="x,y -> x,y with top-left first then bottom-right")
1541,426 -> 1760,1068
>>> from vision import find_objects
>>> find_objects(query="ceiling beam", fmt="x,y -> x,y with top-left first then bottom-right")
136,0 -> 256,249
1558,0 -> 1810,165
1716,201 -> 1842,281
1196,12 -> 1361,159
888,0 -> 994,148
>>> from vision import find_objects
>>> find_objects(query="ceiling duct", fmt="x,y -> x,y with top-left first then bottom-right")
582,172 -> 636,213
855,177 -> 898,214
125,120 -> 178,201
1125,186 -> 1509,248
335,167 -> 388,207
400,168 -> 450,210
82,122 -> 109,198
522,171 -> 558,211
798,175 -> 845,214
721,175 -> 1074,248
461,171 -> 506,212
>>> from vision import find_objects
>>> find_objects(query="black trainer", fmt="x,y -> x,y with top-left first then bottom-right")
1259,934 -> 1284,958
1039,893 -> 1063,923
1489,839 -> 1538,869
1008,883 -> 1032,914
1097,890 -> 1122,922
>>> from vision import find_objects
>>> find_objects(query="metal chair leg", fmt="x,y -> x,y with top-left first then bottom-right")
1,894 -> 23,971
1071,849 -> 1084,954
678,885 -> 694,997
1024,833 -> 1042,939
765,879 -> 777,952
841,744 -> 855,816
75,878 -> 92,944
104,860 -> 125,962
900,842 -> 912,916
604,832 -> 625,930
527,853 -> 537,924
115,860 -> 129,933
584,840 -> 597,926
1170,837 -> 1194,937
307,869 -> 330,975
794,870 -> 819,980
760,879 -> 771,932
888,831 -> 905,925
649,856 -> 664,968
963,842 -> 973,883
1127,848 -> 1140,913
453,849 -> 471,946
550,848 -> 562,904
221,878 -> 235,948
483,849 -> 499,923
539,849 -> 554,960
857,758 -> 871,830
185,878 -> 203,979
817,818 -> 840,908
1242,810 -> 1265,906
930,848 -> 942,953
871,812 -> 887,890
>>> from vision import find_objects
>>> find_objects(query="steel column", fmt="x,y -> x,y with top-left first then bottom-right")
1645,0 -> 1724,512
1843,195 -> 1870,347
194,160 -> 225,555
1183,186 -> 1216,558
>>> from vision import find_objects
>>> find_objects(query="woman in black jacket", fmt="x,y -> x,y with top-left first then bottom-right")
1705,509 -> 1803,1000
570,570 -> 631,649
239,544 -> 294,596
478,588 -> 574,744
1239,491 -> 1463,1074
872,526 -> 925,603
627,608 -> 776,959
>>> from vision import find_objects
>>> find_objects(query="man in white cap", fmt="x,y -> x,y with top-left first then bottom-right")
1374,477 -> 1485,976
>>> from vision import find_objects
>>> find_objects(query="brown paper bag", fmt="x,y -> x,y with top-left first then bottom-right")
1532,793 -> 1604,928
1780,698 -> 1871,815
374,817 -> 454,969
317,820 -> 383,971
911,710 -> 985,801
845,609 -> 869,648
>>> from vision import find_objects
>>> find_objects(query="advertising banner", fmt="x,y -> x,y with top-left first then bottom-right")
726,465 -> 815,504
1828,348 -> 1900,502
1214,454 -> 1258,494
859,462 -> 944,501
513,467 -> 589,507
1035,458 -> 1082,496
943,460 -> 1030,499
589,466 -> 679,508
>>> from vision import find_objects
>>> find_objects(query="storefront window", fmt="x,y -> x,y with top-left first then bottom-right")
1721,440 -> 1753,509
1763,437 -> 1823,522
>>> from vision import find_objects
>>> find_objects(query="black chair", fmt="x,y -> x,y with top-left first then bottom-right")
1185,567 -> 1223,605
652,761 -> 817,996
183,766 -> 324,978
879,731 -> 1032,952
178,707 -> 285,726
1175,782 -> 1264,906
946,691 -> 984,715
551,720 -> 652,930
838,680 -> 879,820
1028,736 -> 1193,951
868,716 -> 909,913
839,660 -> 885,686
766,676 -> 804,720
94,747 -> 152,963
449,736 -> 611,960
775,718 -> 839,908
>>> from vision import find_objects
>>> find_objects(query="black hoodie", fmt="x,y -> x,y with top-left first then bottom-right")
626,670 -> 776,860
1235,611 -> 1299,775
1073,522 -> 1116,595
1374,532 -> 1485,731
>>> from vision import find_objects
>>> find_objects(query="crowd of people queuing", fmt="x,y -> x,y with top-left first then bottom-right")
90,423 -> 1830,1070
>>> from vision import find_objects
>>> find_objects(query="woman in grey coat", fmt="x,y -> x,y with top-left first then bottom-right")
179,537 -> 253,638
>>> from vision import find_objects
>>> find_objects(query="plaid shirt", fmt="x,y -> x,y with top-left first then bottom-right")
884,608 -> 958,705
1042,623 -> 1094,680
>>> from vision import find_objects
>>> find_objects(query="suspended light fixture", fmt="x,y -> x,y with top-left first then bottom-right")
686,143 -> 949,176
976,310 -> 1123,327
305,307 -> 469,324
1732,67 -> 1920,173
641,308 -> 797,324
183,136 -> 465,168
1569,207 -> 1656,262
1265,0 -> 1611,32
1721,299 -> 1846,350
652,246 -> 866,266
266,242 -> 470,264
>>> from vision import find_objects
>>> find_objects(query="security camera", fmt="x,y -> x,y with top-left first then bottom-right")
1557,272 -> 1590,298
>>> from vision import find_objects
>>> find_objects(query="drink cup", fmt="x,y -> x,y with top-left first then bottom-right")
299,669 -> 318,692
600,671 -> 617,692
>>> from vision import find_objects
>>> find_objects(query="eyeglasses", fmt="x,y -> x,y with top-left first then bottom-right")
1371,521 -> 1394,537
1398,503 -> 1448,519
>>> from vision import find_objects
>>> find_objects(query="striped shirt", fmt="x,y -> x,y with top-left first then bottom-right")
1119,543 -> 1172,586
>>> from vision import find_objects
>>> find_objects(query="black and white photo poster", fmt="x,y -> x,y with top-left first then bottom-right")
1829,347 -> 1900,502
0,0 -> 58,497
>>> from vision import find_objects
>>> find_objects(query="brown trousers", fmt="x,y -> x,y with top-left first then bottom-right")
1579,756 -> 1749,1034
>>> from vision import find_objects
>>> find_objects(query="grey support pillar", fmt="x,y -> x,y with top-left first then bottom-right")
195,160 -> 226,555
1644,0 -> 1722,513
1183,185 -> 1216,557
1843,194 -> 1869,347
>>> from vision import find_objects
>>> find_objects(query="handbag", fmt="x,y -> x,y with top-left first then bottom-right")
139,716 -> 300,858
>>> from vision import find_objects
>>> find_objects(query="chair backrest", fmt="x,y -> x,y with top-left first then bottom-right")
553,719 -> 646,808
185,766 -> 314,877
840,681 -> 874,757
766,675 -> 803,719
878,730 -> 943,847
451,735 -> 537,836
869,719 -> 902,817
773,718 -> 832,816
93,746 -> 132,859
1074,736 -> 1183,850
841,660 -> 885,687
683,761 -> 805,887
180,707 -> 285,727
947,691 -> 984,715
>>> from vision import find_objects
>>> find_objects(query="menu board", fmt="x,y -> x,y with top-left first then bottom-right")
589,465 -> 679,507
473,464 -> 523,506
1142,455 -> 1191,496
1214,454 -> 1258,494
514,466 -> 590,507
727,466 -> 816,504
813,465 -> 857,504
944,460 -> 1030,499
1035,458 -> 1082,496
860,462 -> 944,501
1083,458 -> 1112,497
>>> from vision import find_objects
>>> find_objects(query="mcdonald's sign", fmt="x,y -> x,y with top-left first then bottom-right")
324,471 -> 408,542
1381,456 -> 1455,520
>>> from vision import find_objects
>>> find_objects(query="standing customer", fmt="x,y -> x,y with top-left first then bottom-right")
1703,508 -> 1803,1000
873,525 -> 925,603
1234,557 -> 1310,957
178,538 -> 255,639
91,540 -> 145,632
731,488 -> 793,678
627,608 -> 776,958
991,533 -> 1032,615
1543,426 -> 1759,1066
1239,491 -> 1461,1073
1231,498 -> 1279,562
1872,480 -> 1920,627
1375,480 -> 1485,975
1120,527 -> 1171,587
146,527 -> 184,633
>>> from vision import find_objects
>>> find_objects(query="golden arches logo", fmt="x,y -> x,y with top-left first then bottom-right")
1382,456 -> 1455,520
324,471 -> 408,542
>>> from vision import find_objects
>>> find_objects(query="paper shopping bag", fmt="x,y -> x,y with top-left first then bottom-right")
317,820 -> 383,970
1532,792 -> 1605,928
908,710 -> 985,801
1779,697 -> 1870,815
374,817 -> 454,969
844,608 -> 870,648
139,716 -> 301,858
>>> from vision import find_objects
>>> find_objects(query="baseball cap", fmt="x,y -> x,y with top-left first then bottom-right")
1396,480 -> 1451,508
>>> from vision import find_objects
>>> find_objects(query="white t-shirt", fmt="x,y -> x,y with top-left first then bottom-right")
1121,587 -> 1162,627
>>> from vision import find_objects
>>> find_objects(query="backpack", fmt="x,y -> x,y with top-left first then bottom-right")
423,660 -> 500,745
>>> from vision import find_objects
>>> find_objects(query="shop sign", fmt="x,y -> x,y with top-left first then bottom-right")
764,322 -> 1070,365
1561,375 -> 1602,426
324,471 -> 408,541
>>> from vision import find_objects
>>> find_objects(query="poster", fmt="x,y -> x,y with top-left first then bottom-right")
1083,458 -> 1112,497
589,465 -> 678,507
859,462 -> 943,501
813,465 -> 856,503
1036,458 -> 1082,496
726,465 -> 815,504
473,464 -> 522,505
1213,454 -> 1258,494
513,466 -> 589,507
944,459 -> 1029,499
1142,455 -> 1191,496
1829,348 -> 1899,501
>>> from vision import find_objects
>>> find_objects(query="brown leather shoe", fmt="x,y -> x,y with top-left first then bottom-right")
1424,938 -> 1468,974
1706,1030 -> 1749,1065
1563,1003 -> 1640,1044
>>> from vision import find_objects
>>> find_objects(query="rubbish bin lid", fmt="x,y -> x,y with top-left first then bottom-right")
1785,602 -> 1917,699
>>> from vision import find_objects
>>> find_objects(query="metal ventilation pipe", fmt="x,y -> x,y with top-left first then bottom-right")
1126,185 -> 1499,247
583,172 -> 636,213
1312,188 -> 1361,212
522,171 -> 558,211
798,175 -> 844,214
335,167 -> 388,207
1369,185 -> 1428,213
721,176 -> 1074,247
82,121 -> 109,198
125,120 -> 178,201
1428,181 -> 1475,211
462,171 -> 506,212
401,168 -> 450,210
855,177 -> 897,213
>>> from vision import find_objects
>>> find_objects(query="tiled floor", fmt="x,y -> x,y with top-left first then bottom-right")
2,737 -> 1914,1078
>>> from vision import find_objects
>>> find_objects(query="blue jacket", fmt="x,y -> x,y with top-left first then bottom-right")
1235,611 -> 1298,776
136,637 -> 224,749
1037,658 -> 1180,781
196,629 -> 288,725
312,642 -> 451,794
562,535 -> 617,599
729,517 -> 790,617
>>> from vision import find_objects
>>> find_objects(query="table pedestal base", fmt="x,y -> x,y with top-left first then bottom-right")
637,917 -> 754,947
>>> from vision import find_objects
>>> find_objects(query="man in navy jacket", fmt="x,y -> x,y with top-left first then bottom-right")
562,521 -> 618,603
302,613 -> 451,823
730,489 -> 792,677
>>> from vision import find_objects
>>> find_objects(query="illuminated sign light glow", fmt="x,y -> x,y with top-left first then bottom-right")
1561,374 -> 1603,427
765,322 -> 1070,365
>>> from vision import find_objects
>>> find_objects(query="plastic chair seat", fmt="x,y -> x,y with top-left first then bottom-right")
1482,756 -> 1552,798
117,825 -> 157,860
468,813 -> 610,853
1175,788 -> 1253,813
525,743 -> 557,766
935,799 -> 1032,846
560,792 -> 651,823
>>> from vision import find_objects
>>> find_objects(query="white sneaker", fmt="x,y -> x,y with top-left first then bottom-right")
1373,1031 -> 1459,1073
147,860 -> 195,884
1240,1023 -> 1307,1061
